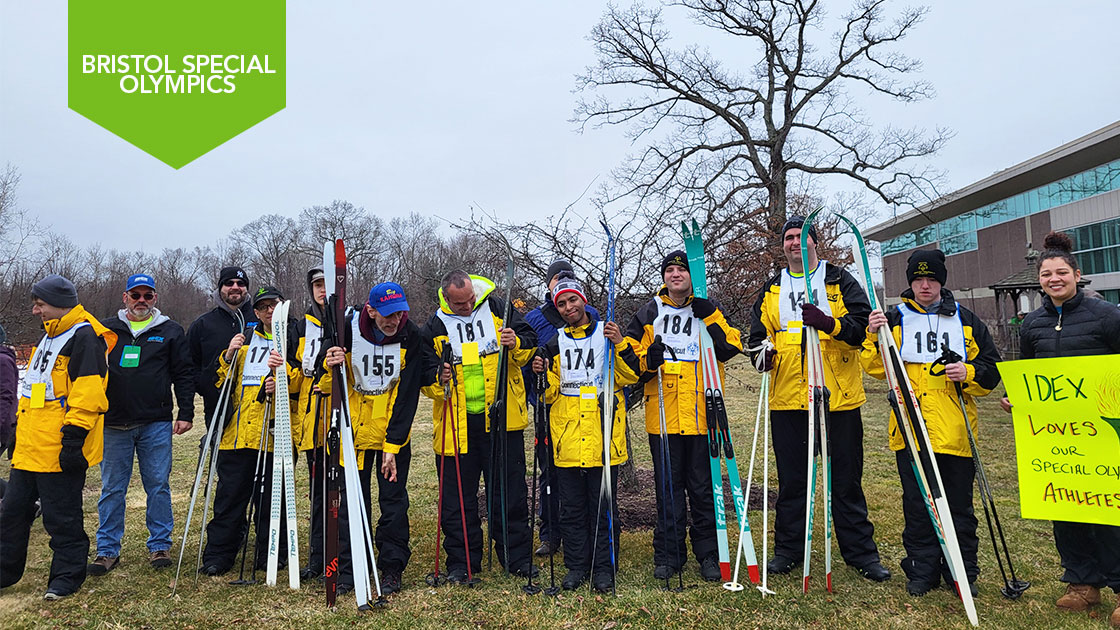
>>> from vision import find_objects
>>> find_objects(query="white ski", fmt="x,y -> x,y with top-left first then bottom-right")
267,299 -> 301,589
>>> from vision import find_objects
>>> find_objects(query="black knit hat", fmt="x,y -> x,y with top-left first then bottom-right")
781,216 -> 819,244
661,250 -> 690,275
31,274 -> 79,308
545,259 -> 574,284
218,266 -> 249,287
907,249 -> 947,285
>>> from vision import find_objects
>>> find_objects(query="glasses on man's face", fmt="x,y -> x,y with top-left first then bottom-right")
223,280 -> 247,288
254,302 -> 277,312
129,292 -> 155,301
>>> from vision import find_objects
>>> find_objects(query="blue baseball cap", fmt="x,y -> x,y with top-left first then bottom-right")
369,282 -> 409,316
126,274 -> 156,291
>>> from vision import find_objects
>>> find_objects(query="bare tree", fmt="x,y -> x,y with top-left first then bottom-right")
575,0 -> 949,245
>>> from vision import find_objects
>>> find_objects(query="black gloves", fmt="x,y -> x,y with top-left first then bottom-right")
691,297 -> 716,320
59,425 -> 89,473
646,337 -> 666,371
800,303 -> 835,333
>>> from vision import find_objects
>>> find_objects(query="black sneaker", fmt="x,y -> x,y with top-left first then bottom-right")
652,565 -> 678,580
699,556 -> 722,582
380,572 -> 402,595
336,583 -> 353,597
767,556 -> 798,575
511,563 -> 539,579
592,572 -> 614,593
856,562 -> 891,582
299,565 -> 322,580
43,589 -> 72,601
201,563 -> 227,576
561,570 -> 587,591
535,540 -> 560,556
446,567 -> 469,584
907,578 -> 937,596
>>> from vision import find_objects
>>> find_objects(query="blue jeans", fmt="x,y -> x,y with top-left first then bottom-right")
95,423 -> 174,557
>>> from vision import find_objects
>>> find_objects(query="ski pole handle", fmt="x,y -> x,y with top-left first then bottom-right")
929,341 -> 964,377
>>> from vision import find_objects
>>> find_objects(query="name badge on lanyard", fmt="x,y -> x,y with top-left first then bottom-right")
241,333 -> 272,385
120,345 -> 141,368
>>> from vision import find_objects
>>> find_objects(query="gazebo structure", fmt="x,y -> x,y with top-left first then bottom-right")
988,250 -> 1091,359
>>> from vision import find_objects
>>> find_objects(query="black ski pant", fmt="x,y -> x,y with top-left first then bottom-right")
436,414 -> 531,574
304,448 -> 325,573
0,468 -> 88,595
556,465 -> 618,577
338,446 -> 411,586
648,433 -> 716,568
1054,521 -> 1120,592
202,448 -> 288,572
895,450 -> 978,585
770,408 -> 880,568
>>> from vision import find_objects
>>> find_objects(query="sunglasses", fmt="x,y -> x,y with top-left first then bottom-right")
129,292 -> 155,301
223,279 -> 247,288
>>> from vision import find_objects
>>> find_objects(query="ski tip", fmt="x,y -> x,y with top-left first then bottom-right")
747,565 -> 761,585
334,239 -> 346,264
691,218 -> 700,232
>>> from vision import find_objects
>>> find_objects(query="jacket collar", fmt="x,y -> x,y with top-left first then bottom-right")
657,285 -> 693,307
43,304 -> 118,353
115,308 -> 169,336
562,318 -> 599,339
1043,289 -> 1085,314
438,275 -> 496,315
899,287 -> 958,316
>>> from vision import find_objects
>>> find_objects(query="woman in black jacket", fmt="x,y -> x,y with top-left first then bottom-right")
1003,232 -> 1120,626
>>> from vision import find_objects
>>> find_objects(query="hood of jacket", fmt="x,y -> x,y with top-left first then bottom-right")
438,275 -> 496,315
115,307 -> 170,337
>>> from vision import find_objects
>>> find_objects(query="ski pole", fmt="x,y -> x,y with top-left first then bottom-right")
725,351 -> 769,593
522,349 -> 546,596
446,343 -> 480,587
757,373 -> 775,597
537,366 -> 559,596
652,338 -> 685,592
933,345 -> 1031,600
428,344 -> 454,587
231,399 -> 271,585
173,360 -> 235,593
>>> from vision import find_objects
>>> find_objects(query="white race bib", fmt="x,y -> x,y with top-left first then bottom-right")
778,262 -> 832,330
897,304 -> 967,364
20,323 -> 90,401
240,332 -> 273,385
350,315 -> 402,395
436,300 -> 499,364
654,301 -> 700,362
557,324 -> 605,396
301,315 -> 323,377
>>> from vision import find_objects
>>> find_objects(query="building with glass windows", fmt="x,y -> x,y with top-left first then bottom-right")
867,120 -> 1120,325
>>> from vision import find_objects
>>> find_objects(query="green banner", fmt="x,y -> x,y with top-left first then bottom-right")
68,0 -> 286,169
998,355 -> 1120,526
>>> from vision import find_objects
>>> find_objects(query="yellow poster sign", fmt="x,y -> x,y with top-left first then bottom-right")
998,355 -> 1120,526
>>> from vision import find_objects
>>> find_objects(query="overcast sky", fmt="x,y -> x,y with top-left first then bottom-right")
2,1 -> 1118,254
